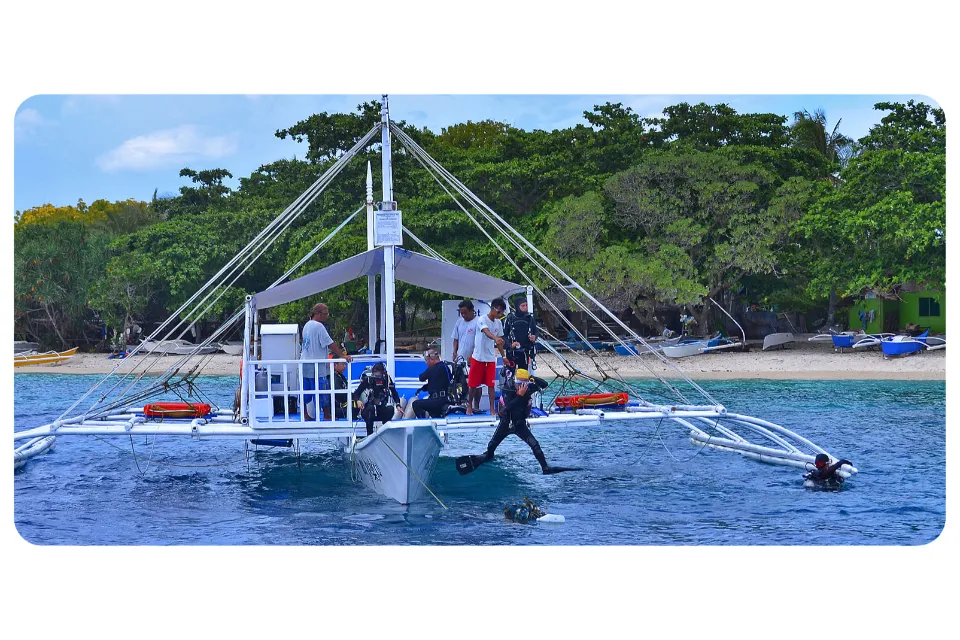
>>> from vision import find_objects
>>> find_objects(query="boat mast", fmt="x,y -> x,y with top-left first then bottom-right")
381,95 -> 397,380
365,162 -> 378,353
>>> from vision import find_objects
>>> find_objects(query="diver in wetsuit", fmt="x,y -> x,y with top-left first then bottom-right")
456,368 -> 577,475
353,362 -> 401,436
804,453 -> 853,487
503,299 -> 538,369
332,359 -> 351,420
411,349 -> 452,418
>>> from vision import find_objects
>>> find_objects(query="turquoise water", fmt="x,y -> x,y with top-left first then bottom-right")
13,374 -> 945,545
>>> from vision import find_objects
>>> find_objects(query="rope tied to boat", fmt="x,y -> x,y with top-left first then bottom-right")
377,430 -> 447,510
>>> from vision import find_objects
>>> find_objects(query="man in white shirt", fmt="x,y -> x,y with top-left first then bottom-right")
467,297 -> 506,415
451,299 -> 480,412
301,303 -> 351,420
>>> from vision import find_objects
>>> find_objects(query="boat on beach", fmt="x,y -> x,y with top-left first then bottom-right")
14,341 -> 40,354
13,96 -> 857,501
139,339 -> 220,356
878,330 -> 946,358
762,332 -> 795,351
219,341 -> 245,356
14,347 -> 78,368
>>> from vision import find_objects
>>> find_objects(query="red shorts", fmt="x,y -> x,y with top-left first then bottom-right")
468,357 -> 497,388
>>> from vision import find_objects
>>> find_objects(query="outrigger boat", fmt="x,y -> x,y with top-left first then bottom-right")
13,96 -> 857,502
13,347 -> 78,368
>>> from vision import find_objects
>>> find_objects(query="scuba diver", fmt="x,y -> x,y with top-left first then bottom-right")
804,453 -> 853,487
352,361 -> 401,436
331,358 -> 352,420
456,368 -> 579,476
411,348 -> 452,418
503,298 -> 538,369
497,348 -> 523,392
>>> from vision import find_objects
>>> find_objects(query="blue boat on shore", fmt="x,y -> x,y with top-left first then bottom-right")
881,330 -> 930,358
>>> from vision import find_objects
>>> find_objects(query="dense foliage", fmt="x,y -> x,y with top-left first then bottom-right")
13,99 -> 945,348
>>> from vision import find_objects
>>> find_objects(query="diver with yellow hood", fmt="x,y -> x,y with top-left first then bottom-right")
456,368 -> 579,475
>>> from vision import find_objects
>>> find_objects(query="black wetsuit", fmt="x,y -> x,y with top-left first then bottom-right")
412,361 -> 451,418
504,310 -> 538,368
804,459 -> 852,486
477,375 -> 551,471
353,372 -> 401,436
333,370 -> 350,420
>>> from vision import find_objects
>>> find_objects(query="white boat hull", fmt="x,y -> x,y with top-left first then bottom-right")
220,342 -> 245,356
661,343 -> 705,358
345,423 -> 444,505
762,332 -> 795,351
140,339 -> 219,356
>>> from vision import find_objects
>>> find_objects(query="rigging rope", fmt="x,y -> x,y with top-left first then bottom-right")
390,124 -> 710,406
60,125 -> 382,422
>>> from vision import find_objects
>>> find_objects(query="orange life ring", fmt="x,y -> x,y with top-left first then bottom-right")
554,392 -> 629,409
144,402 -> 212,418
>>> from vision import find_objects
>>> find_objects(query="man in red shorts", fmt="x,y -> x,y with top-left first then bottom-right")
467,297 -> 506,415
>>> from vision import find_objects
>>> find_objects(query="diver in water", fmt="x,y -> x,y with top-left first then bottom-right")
456,368 -> 578,476
804,453 -> 853,487
353,362 -> 401,436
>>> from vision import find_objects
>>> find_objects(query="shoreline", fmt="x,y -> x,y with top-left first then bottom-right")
13,335 -> 947,381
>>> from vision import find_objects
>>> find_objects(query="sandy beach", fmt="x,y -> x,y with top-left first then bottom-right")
14,334 -> 946,380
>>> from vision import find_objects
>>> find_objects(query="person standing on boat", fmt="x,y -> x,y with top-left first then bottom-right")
411,348 -> 452,418
503,298 -> 538,369
468,298 -> 507,415
301,303 -> 352,421
457,368 -> 575,476
353,361 -> 401,436
804,453 -> 853,487
452,299 -> 481,413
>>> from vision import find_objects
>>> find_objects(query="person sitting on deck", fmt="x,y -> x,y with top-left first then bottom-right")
410,348 -> 452,419
331,358 -> 352,420
804,453 -> 853,487
353,361 -> 401,436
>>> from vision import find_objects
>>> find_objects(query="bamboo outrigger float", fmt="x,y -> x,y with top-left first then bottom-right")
13,96 -> 857,502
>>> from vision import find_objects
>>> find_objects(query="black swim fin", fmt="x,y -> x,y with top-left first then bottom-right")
542,466 -> 582,475
456,455 -> 485,476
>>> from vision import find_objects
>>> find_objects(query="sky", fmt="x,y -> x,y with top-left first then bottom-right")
0,72 -> 960,567
12,93 -> 938,213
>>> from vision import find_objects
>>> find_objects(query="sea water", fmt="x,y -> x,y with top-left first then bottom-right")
12,374 -> 945,545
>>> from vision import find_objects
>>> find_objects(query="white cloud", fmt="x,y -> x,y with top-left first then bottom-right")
14,107 -> 54,140
96,125 -> 239,173
62,95 -> 122,115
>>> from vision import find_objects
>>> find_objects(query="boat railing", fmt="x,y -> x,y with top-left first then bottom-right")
245,358 -> 354,428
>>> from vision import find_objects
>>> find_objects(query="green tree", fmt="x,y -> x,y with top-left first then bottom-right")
601,149 -> 797,330
857,99 -> 945,153
646,102 -> 790,150
793,100 -> 945,321
88,251 -> 162,345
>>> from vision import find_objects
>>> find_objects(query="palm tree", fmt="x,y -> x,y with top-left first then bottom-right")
791,108 -> 852,329
790,108 -> 853,168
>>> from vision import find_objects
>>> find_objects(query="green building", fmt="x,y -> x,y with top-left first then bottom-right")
847,289 -> 945,334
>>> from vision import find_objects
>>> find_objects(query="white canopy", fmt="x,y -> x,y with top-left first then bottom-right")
252,247 -> 523,310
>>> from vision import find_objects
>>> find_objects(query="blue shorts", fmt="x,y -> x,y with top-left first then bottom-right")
303,376 -> 330,408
